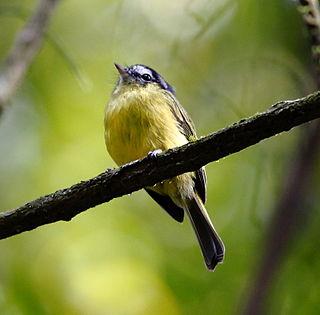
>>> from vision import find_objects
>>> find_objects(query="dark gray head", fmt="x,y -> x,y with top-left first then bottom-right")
114,63 -> 175,94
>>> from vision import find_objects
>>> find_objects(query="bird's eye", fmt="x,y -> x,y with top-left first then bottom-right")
141,73 -> 152,81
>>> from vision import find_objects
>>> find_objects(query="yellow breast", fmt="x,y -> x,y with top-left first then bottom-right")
104,83 -> 188,166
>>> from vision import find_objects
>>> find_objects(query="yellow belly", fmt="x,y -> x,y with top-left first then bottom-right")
104,85 -> 188,166
104,84 -> 194,204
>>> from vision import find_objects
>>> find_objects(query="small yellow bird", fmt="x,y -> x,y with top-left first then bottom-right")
104,63 -> 225,271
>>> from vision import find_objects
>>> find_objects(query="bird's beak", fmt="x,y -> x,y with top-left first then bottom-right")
114,63 -> 128,79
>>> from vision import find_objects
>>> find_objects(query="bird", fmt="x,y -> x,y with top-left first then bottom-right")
104,63 -> 225,271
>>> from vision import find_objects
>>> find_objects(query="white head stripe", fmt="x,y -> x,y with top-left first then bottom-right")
131,65 -> 153,76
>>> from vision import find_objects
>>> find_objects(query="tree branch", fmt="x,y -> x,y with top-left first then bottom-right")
0,0 -> 60,114
0,92 -> 320,239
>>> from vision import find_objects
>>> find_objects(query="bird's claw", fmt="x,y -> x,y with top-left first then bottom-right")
148,149 -> 163,159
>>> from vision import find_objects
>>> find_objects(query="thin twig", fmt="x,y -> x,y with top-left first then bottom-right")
0,0 -> 60,114
0,92 -> 319,239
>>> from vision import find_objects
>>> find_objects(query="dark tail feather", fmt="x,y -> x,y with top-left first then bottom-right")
186,196 -> 225,271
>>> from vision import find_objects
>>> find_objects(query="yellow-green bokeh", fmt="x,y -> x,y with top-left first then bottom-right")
1,0 -> 319,314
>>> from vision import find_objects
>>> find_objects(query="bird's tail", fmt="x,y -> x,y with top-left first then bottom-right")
185,196 -> 225,271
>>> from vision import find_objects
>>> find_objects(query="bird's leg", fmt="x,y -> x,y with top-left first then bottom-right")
147,149 -> 163,159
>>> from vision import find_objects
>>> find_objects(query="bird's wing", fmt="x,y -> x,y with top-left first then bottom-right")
166,92 -> 207,203
145,188 -> 185,222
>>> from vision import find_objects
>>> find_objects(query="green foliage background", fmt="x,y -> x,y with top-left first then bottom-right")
1,0 -> 320,314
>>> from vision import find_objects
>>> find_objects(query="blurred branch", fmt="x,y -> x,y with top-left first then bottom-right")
243,1 -> 320,314
299,0 -> 320,84
0,4 -> 89,91
0,92 -> 320,239
0,0 -> 60,115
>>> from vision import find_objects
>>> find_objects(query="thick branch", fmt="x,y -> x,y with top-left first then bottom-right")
0,0 -> 60,114
0,92 -> 319,239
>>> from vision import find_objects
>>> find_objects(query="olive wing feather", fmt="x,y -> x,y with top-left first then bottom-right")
166,92 -> 207,203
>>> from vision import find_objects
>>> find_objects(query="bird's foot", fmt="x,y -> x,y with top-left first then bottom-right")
148,149 -> 163,159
